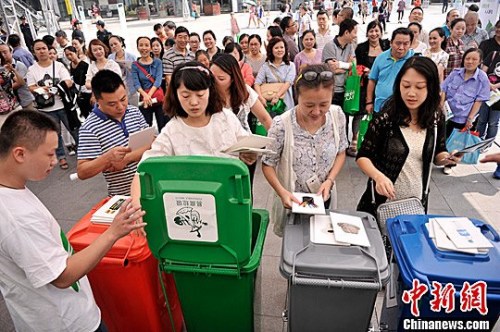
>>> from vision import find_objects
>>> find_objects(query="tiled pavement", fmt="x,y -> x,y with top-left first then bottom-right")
3,142 -> 499,331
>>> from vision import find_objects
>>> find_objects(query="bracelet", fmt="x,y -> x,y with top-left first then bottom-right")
466,118 -> 474,123
366,101 -> 373,105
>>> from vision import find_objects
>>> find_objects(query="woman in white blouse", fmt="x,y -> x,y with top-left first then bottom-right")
408,22 -> 428,55
130,62 -> 257,202
85,39 -> 122,89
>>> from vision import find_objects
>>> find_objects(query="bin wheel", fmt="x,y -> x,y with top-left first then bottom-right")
281,309 -> 288,322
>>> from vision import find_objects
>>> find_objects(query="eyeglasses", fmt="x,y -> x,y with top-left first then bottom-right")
288,22 -> 297,28
295,71 -> 334,85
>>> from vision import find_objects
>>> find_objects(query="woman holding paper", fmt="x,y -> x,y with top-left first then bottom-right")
130,62 -> 257,201
262,64 -> 348,236
356,56 -> 459,217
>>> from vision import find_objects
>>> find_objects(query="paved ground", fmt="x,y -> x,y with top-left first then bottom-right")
1,4 -> 500,332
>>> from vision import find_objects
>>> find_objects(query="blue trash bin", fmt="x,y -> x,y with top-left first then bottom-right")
384,215 -> 500,331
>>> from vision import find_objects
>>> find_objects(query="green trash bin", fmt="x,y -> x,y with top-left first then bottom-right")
138,156 -> 269,331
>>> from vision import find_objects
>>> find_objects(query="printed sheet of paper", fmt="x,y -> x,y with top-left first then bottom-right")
310,215 -> 350,246
291,193 -> 326,215
91,195 -> 129,223
223,134 -> 276,155
128,127 -> 155,151
330,212 -> 370,247
435,217 -> 493,249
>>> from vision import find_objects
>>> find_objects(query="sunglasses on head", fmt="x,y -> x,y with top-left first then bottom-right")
295,70 -> 334,85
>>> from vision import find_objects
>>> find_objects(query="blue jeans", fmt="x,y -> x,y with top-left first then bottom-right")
45,108 -> 79,160
477,102 -> 500,140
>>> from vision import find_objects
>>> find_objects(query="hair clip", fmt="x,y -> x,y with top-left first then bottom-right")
179,65 -> 210,76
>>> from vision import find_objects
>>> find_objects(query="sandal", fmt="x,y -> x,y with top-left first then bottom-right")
59,159 -> 69,170
346,147 -> 358,157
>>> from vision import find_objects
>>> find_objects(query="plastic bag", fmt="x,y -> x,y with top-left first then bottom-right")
343,62 -> 361,115
357,113 -> 373,150
445,128 -> 481,164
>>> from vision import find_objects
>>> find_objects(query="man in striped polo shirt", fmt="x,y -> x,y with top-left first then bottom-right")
77,70 -> 150,196
163,26 -> 194,86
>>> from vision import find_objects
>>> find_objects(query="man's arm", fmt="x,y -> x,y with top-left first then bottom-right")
77,146 -> 131,179
51,199 -> 146,288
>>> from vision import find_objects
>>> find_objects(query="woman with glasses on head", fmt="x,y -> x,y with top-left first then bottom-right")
255,36 -> 296,113
108,35 -> 139,106
262,64 -> 348,236
245,34 -> 266,80
130,62 -> 257,202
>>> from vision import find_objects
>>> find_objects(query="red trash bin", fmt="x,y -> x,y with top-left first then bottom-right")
67,198 -> 184,332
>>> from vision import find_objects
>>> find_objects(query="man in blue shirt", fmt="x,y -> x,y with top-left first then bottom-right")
366,28 -> 415,113
7,34 -> 35,68
77,70 -> 150,196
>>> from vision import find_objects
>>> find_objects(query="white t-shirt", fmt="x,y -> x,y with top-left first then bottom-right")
0,187 -> 100,332
223,85 -> 259,132
140,109 -> 249,162
299,14 -> 312,37
85,59 -> 122,84
26,61 -> 71,112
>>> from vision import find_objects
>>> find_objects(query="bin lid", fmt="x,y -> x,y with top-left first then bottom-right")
68,198 -> 151,263
280,211 -> 390,286
387,215 -> 500,293
138,156 -> 252,266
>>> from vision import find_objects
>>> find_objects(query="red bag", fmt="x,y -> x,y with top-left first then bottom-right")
134,61 -> 165,106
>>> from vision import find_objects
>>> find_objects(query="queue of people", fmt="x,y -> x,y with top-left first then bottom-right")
0,6 -> 500,331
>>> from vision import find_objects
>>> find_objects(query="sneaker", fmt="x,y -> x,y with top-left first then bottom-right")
67,145 -> 76,156
443,166 -> 452,175
493,164 -> 500,179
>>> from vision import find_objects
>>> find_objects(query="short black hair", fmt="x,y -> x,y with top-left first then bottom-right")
153,23 -> 163,31
189,32 -> 201,41
391,27 -> 414,43
55,30 -> 67,38
450,17 -> 465,29
42,35 -> 55,47
0,110 -> 58,157
91,70 -> 126,100
408,22 -> 422,32
7,34 -> 21,48
175,26 -> 189,36
273,17 -> 282,25
163,20 -> 176,29
224,42 -> 243,60
166,38 -> 176,47
280,16 -> 293,32
339,18 -> 358,36
203,30 -> 217,41
410,6 -> 424,15
268,26 -> 283,38
317,10 -> 329,18
461,47 -> 483,67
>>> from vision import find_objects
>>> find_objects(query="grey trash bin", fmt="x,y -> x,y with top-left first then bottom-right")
280,211 -> 390,332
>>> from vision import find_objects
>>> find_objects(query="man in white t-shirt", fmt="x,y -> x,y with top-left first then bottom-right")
0,110 -> 146,332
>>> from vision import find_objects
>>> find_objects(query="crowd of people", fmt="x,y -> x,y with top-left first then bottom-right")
0,3 -> 500,330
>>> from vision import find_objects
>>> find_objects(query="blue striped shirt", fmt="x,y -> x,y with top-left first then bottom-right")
78,105 -> 148,196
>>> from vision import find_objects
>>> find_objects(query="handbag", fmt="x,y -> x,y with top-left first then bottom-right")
134,61 -> 165,105
374,114 -> 438,236
343,62 -> 361,115
34,62 -> 56,109
260,64 -> 286,101
357,113 -> 372,150
445,128 -> 482,164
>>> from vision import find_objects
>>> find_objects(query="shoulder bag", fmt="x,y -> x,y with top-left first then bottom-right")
134,61 -> 165,106
260,64 -> 286,101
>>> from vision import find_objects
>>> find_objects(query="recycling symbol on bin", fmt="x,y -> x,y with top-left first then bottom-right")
174,207 -> 208,238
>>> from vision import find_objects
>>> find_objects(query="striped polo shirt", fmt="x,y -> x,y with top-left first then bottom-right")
162,46 -> 194,76
78,105 -> 149,196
